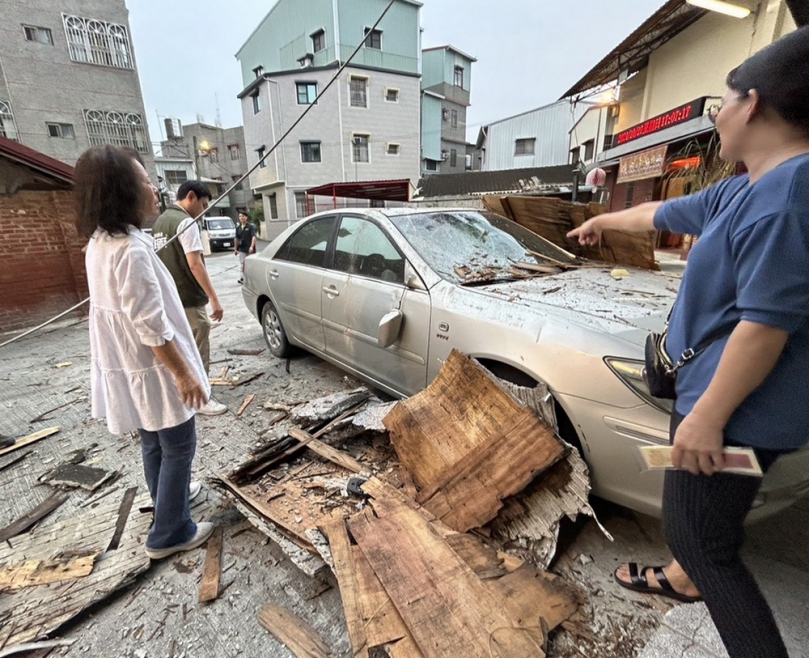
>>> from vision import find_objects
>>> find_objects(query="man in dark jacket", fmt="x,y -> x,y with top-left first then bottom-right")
152,181 -> 226,415
234,211 -> 257,284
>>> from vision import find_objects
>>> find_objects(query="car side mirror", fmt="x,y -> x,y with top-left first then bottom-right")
404,262 -> 427,291
378,310 -> 403,348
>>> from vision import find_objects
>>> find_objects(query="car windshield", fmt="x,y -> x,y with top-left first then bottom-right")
390,210 -> 576,285
207,219 -> 233,230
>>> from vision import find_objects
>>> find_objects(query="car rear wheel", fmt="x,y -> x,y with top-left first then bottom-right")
261,300 -> 291,358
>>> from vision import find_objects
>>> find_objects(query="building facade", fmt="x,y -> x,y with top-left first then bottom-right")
476,100 -> 588,172
236,0 -> 422,239
0,0 -> 155,176
420,45 -> 476,175
567,0 -> 797,225
159,121 -> 253,220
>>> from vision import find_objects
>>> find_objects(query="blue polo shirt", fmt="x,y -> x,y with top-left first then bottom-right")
654,153 -> 809,450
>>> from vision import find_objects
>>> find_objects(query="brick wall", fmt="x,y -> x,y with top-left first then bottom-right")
0,190 -> 88,334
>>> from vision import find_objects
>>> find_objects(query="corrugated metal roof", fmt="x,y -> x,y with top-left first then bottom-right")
415,165 -> 574,198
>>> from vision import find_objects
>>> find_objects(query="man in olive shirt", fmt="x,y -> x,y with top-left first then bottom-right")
152,180 -> 226,415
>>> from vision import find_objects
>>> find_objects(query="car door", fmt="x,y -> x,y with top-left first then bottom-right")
322,215 -> 430,395
268,215 -> 337,352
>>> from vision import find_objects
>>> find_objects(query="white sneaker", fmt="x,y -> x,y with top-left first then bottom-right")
145,522 -> 215,560
189,480 -> 202,500
198,399 -> 227,416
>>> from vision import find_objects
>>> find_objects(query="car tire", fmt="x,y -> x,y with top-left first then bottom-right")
261,300 -> 291,358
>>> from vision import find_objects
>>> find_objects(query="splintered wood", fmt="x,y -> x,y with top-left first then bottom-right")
483,195 -> 658,270
323,478 -> 581,658
383,350 -> 565,532
258,604 -> 332,657
0,491 -> 152,648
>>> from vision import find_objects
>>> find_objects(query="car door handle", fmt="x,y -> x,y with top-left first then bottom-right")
269,270 -> 279,280
322,286 -> 340,296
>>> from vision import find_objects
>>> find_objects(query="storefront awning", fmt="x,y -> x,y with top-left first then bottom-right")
305,179 -> 412,202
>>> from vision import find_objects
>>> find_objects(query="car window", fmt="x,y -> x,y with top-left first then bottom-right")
333,217 -> 404,284
390,210 -> 576,285
275,216 -> 336,267
206,219 -> 233,231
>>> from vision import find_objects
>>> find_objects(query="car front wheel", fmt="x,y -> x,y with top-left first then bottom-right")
261,300 -> 291,358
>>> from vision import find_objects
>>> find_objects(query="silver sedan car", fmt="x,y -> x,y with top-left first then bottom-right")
242,208 -> 809,520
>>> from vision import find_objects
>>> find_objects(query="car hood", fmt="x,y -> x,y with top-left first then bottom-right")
470,266 -> 681,346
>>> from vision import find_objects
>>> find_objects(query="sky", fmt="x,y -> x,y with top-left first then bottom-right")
127,0 -> 660,147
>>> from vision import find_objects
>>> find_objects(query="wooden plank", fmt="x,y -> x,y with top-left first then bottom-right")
0,427 -> 60,458
384,350 -> 564,532
199,526 -> 224,603
288,427 -> 365,474
350,499 -> 545,657
227,348 -> 265,356
319,518 -> 370,658
0,553 -> 98,592
105,487 -> 138,551
257,604 -> 332,657
0,493 -> 68,543
444,533 -> 507,580
237,393 -> 256,416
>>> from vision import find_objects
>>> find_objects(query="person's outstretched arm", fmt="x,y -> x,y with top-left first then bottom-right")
567,201 -> 663,246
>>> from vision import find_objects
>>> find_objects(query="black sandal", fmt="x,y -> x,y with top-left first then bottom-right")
614,563 -> 703,603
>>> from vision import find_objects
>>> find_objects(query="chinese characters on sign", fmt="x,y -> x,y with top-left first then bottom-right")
617,145 -> 668,184
615,98 -> 708,146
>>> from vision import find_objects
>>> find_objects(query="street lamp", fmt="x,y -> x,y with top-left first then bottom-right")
686,0 -> 751,18
192,136 -> 212,179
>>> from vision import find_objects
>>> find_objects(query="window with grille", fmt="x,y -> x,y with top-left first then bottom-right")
47,122 -> 75,138
385,88 -> 399,103
256,146 -> 267,168
251,91 -> 261,114
454,66 -> 464,88
515,138 -> 535,156
294,192 -> 309,218
424,159 -> 437,171
583,139 -> 595,161
83,110 -> 148,153
450,149 -> 457,167
0,102 -> 18,141
352,135 -> 369,163
228,144 -> 240,161
296,82 -> 317,105
62,15 -> 133,69
363,28 -> 382,49
451,109 -> 458,129
231,175 -> 243,191
208,147 -> 219,163
24,26 -> 53,44
349,77 -> 367,108
300,141 -> 322,163
164,170 -> 188,185
311,30 -> 326,53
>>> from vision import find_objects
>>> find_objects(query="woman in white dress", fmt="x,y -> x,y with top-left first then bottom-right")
75,145 -> 214,559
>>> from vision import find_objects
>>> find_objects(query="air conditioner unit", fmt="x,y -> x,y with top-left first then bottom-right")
298,53 -> 314,68
442,109 -> 450,121
440,150 -> 448,161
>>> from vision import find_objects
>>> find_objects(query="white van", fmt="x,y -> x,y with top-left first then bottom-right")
202,216 -> 236,251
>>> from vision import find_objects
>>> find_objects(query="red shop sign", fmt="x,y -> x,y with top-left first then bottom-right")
615,98 -> 708,146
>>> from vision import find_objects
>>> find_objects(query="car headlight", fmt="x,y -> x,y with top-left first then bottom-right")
603,357 -> 674,414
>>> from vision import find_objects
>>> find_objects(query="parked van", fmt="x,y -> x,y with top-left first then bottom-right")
202,216 -> 236,251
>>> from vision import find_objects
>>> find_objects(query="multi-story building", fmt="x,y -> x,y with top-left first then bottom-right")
566,0 -> 798,219
159,120 -> 253,220
236,0 -> 422,239
420,45 -> 476,175
0,0 -> 155,176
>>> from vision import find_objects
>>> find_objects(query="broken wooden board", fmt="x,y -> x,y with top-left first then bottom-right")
258,604 -> 332,657
349,492 -> 546,657
42,463 -> 115,491
383,350 -> 565,532
0,492 -> 152,648
288,427 -> 365,474
0,493 -> 68,543
0,427 -> 60,458
199,526 -> 224,603
0,553 -> 97,592
237,393 -> 256,416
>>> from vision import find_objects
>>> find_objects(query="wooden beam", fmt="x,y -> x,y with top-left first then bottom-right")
199,526 -> 224,603
237,393 -> 256,416
258,604 -> 332,657
0,427 -> 60,458
288,427 -> 364,474
0,492 -> 68,543
106,487 -> 138,552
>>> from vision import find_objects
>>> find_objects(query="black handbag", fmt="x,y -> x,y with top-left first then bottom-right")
643,322 -> 738,400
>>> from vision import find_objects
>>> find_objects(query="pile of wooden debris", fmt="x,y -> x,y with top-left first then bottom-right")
217,350 -> 608,657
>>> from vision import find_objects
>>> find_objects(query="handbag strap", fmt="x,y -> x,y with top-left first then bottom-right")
671,321 -> 738,372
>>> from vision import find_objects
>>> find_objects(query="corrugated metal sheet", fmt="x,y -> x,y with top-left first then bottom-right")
415,164 -> 573,198
483,100 -> 587,171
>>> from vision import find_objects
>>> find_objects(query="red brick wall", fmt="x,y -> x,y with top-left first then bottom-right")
0,190 -> 88,334
609,177 -> 657,212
